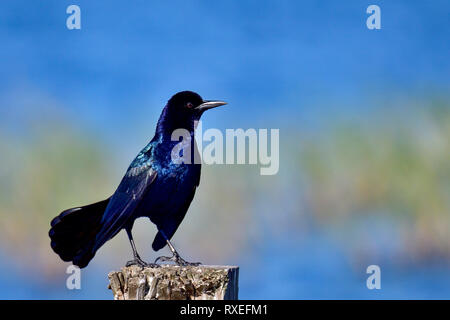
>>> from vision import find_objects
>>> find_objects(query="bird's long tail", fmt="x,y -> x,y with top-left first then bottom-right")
49,198 -> 110,268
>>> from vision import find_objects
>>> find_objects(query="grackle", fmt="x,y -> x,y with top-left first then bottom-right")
49,91 -> 226,268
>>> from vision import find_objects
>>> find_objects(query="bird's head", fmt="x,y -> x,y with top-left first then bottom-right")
158,91 -> 227,133
168,90 -> 226,118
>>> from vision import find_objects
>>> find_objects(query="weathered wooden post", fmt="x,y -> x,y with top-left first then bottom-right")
108,265 -> 239,300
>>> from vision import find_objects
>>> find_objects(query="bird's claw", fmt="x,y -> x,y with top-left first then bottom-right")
126,257 -> 159,268
154,254 -> 201,266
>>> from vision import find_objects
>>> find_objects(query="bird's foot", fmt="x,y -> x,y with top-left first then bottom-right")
154,253 -> 201,267
126,256 -> 159,268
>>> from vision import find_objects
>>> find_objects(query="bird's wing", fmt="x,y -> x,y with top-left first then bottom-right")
92,160 -> 157,252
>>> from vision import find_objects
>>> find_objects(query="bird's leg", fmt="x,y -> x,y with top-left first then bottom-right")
125,229 -> 159,268
154,230 -> 201,266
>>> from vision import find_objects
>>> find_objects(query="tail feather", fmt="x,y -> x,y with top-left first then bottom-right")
152,221 -> 181,252
152,231 -> 166,251
49,198 -> 110,268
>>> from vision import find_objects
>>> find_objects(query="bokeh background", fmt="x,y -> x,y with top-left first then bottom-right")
0,1 -> 449,299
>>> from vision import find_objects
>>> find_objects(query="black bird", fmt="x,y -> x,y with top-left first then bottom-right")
49,91 -> 226,268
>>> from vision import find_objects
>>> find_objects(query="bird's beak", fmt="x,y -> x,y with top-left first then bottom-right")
197,100 -> 227,111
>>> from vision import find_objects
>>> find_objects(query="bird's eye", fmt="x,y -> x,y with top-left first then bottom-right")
186,102 -> 194,109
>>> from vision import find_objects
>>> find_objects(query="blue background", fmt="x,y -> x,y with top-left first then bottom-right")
0,1 -> 449,299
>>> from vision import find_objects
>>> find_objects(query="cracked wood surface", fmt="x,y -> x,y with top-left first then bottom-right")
108,265 -> 239,300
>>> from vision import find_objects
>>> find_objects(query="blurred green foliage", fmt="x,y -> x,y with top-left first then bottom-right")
0,112 -> 114,275
300,98 -> 450,260
0,97 -> 449,278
